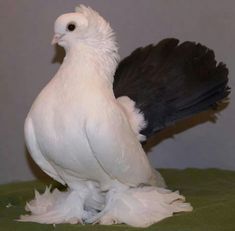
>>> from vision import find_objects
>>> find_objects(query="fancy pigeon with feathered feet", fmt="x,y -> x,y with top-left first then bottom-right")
20,5 -> 229,227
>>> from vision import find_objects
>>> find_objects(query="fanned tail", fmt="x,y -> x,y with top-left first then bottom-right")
114,38 -> 230,138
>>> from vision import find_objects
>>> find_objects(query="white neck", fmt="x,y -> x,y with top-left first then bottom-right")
60,40 -> 119,85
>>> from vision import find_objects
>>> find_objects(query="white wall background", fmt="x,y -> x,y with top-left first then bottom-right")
0,0 -> 234,184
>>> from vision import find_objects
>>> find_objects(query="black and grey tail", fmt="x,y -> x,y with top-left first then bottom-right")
113,38 -> 230,138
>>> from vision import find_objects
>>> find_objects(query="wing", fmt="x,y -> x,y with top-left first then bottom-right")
84,103 -> 153,187
117,96 -> 147,142
114,38 -> 229,138
25,116 -> 65,185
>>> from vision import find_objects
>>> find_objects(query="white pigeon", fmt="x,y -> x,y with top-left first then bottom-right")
20,5 -> 229,227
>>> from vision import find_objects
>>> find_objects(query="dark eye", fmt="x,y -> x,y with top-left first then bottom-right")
67,23 -> 76,31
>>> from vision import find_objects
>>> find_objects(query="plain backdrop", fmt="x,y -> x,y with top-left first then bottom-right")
0,0 -> 234,184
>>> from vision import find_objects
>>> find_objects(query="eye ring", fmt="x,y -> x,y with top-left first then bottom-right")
67,23 -> 76,32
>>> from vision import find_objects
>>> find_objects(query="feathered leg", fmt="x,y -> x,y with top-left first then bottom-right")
19,181 -> 105,224
86,181 -> 192,227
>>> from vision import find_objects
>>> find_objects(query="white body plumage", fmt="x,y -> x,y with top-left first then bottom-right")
24,42 -> 154,190
20,5 -> 192,227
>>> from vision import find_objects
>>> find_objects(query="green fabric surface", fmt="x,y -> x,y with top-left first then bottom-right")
1,169 -> 235,231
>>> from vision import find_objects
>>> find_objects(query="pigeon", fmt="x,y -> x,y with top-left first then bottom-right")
19,5 -> 229,227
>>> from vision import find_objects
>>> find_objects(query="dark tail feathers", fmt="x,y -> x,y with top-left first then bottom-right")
113,38 -> 230,138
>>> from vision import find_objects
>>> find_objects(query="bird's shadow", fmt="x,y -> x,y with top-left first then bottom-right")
143,101 -> 229,153
51,44 -> 65,64
25,145 -> 52,183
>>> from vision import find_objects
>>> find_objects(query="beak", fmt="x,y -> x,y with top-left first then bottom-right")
51,33 -> 64,45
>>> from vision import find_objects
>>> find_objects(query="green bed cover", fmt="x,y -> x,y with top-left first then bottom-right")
1,169 -> 235,231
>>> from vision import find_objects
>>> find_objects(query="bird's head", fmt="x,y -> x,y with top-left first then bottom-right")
52,5 -> 119,79
52,5 -> 118,55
